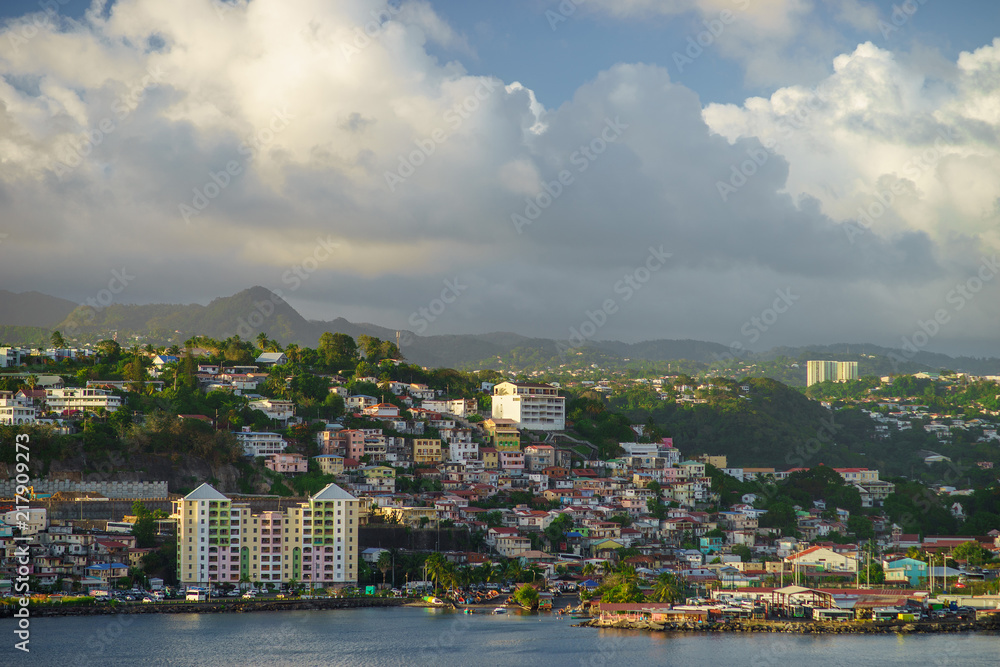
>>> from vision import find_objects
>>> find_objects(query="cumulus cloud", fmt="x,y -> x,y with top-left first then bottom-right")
575,0 -> 882,88
0,0 -> 997,355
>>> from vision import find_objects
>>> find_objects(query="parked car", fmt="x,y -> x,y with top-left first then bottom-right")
243,591 -> 256,599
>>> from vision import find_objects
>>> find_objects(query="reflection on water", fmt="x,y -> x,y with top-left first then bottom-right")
15,607 -> 1000,667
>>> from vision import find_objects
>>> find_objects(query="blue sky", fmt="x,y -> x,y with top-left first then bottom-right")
1,0 -> 999,355
5,1 -> 998,107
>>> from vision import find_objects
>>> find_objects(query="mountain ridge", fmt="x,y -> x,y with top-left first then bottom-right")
1,287 -> 998,374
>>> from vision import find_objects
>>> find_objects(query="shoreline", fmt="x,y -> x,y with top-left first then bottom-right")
577,617 -> 1000,635
0,596 -> 407,618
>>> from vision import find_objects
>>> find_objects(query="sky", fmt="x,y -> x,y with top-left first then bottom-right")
0,0 -> 999,357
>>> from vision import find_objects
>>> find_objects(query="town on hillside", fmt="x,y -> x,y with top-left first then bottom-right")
2,335 -> 1000,622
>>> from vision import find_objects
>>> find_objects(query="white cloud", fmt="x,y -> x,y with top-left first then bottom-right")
703,40 -> 1000,255
0,1 -> 997,354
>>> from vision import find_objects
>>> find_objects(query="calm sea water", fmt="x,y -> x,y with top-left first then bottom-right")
6,607 -> 999,666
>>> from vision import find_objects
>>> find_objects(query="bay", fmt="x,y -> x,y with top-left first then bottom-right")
8,607 -> 1000,666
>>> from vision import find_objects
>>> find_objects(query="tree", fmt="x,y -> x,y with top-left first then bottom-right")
514,583 -> 539,610
848,515 -> 874,541
96,339 -> 122,361
319,332 -> 358,368
256,332 -> 269,350
50,330 -> 66,349
425,553 -> 446,590
131,501 -> 157,549
377,551 -> 393,587
357,335 -> 384,363
731,545 -> 753,562
650,572 -> 682,604
953,541 -> 992,567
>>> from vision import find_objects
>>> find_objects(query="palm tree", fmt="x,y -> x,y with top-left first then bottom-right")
25,375 -> 38,390
650,572 -> 682,604
285,343 -> 301,364
581,562 -> 597,579
425,553 -> 446,590
50,330 -> 66,349
256,332 -> 269,350
503,559 -> 523,584
377,551 -> 393,587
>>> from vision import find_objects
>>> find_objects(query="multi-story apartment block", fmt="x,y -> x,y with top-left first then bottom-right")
0,393 -> 36,425
524,444 -> 556,472
413,438 -> 444,465
173,483 -> 358,589
806,361 -> 859,386
248,398 -> 296,424
500,450 -> 525,472
491,382 -> 565,431
265,453 -> 308,474
448,440 -> 479,462
44,387 -> 123,414
313,454 -> 345,475
235,428 -> 287,457
483,418 -> 521,451
421,398 -> 477,418
0,347 -> 27,367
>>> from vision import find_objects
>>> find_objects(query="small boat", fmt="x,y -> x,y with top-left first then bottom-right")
464,608 -> 475,614
492,607 -> 507,614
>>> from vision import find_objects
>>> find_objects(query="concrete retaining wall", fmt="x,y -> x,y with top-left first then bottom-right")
1,479 -> 169,499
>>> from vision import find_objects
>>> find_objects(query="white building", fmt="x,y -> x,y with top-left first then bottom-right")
448,440 -> 479,462
491,382 -> 565,431
235,428 -> 287,457
0,394 -> 36,425
421,398 -> 477,418
806,361 -> 858,387
345,395 -> 378,411
44,387 -> 122,414
0,347 -> 27,367
248,399 -> 295,424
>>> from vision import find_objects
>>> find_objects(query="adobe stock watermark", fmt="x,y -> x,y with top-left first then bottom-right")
384,78 -> 500,192
399,278 -> 469,347
878,0 -> 931,39
673,0 -> 756,74
511,116 -> 628,234
180,106 -> 295,224
545,0 -> 584,31
844,127 -> 957,243
556,245 -> 671,360
4,0 -> 78,54
234,236 -> 339,337
888,255 -> 999,371
706,288 -> 800,373
63,268 -> 136,337
339,2 -> 403,62
717,94 -> 823,202
51,66 -> 166,180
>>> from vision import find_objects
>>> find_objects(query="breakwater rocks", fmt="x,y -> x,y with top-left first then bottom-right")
580,618 -> 1000,635
1,597 -> 407,618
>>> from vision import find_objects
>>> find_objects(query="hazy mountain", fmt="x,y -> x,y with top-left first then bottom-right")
0,290 -> 76,327
0,286 -> 997,374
